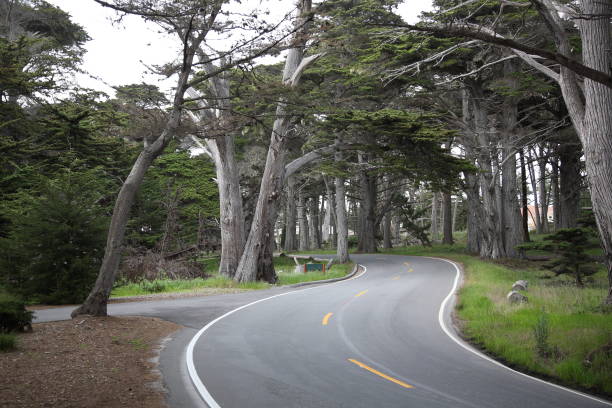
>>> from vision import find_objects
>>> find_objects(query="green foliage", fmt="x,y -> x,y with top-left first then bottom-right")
128,148 -> 219,249
0,290 -> 33,333
518,227 -> 599,287
396,202 -> 431,246
0,333 -> 17,352
533,312 -> 550,357
0,168 -> 110,304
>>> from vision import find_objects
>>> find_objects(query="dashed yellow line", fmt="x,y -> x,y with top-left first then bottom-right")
348,359 -> 414,389
408,268 -> 414,272
355,290 -> 368,297
403,262 -> 410,266
322,313 -> 333,326
392,276 -> 400,280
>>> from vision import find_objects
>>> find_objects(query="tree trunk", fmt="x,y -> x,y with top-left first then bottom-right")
578,0 -> 612,304
558,140 -> 582,229
461,87 -> 483,254
298,191 -> 309,251
215,135 -> 246,277
471,84 -> 505,258
519,149 -> 531,242
309,197 -> 321,249
537,146 -> 549,233
430,192 -> 439,242
284,176 -> 297,251
527,151 -> 542,233
72,47 -> 197,316
500,60 -> 524,258
335,153 -> 350,263
551,155 -> 560,231
442,192 -> 453,245
383,213 -> 393,249
234,0 -> 315,283
357,154 -> 377,253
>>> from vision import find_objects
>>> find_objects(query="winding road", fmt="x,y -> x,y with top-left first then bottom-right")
185,254 -> 609,408
35,254 -> 611,407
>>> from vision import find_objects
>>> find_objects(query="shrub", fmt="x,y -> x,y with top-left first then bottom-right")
139,279 -> 167,293
533,313 -> 550,357
518,227 -> 599,287
0,169 -> 109,304
0,333 -> 17,352
0,291 -> 33,333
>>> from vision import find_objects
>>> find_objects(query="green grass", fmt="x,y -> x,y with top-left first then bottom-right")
111,256 -> 355,297
276,262 -> 354,285
381,244 -> 612,396
111,275 -> 269,297
0,333 -> 17,352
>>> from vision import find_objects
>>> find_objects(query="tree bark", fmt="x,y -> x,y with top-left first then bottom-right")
519,149 -> 531,242
298,190 -> 309,251
578,0 -> 612,304
537,146 -> 549,233
558,140 -> 582,229
471,83 -> 505,258
309,196 -> 321,249
442,192 -> 453,245
500,59 -> 524,257
284,176 -> 297,251
357,154 -> 377,253
527,150 -> 542,232
430,192 -> 439,243
335,151 -> 350,263
551,155 -> 560,231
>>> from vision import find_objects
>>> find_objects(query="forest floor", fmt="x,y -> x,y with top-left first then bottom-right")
0,316 -> 180,408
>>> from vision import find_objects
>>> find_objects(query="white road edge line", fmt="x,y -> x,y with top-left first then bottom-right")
432,256 -> 612,407
186,264 -> 367,408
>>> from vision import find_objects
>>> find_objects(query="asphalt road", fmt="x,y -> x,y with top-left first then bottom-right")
186,254 -> 610,408
35,254 -> 611,408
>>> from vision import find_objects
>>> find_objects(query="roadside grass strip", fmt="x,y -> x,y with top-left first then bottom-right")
348,358 -> 414,389
111,258 -> 354,298
383,245 -> 612,398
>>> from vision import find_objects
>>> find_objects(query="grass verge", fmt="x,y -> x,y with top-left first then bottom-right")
383,244 -> 612,397
0,333 -> 17,352
111,256 -> 354,298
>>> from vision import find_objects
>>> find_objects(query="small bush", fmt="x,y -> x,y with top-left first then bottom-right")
0,333 -> 17,352
139,280 -> 167,293
0,291 -> 33,333
533,313 -> 550,357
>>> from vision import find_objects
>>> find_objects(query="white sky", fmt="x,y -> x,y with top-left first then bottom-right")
47,0 -> 433,97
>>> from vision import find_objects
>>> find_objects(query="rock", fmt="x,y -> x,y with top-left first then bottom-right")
507,290 -> 528,304
512,280 -> 528,291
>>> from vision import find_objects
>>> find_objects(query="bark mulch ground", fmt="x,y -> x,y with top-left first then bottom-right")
0,316 -> 181,408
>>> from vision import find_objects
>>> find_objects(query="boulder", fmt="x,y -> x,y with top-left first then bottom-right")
512,280 -> 528,291
507,290 -> 528,304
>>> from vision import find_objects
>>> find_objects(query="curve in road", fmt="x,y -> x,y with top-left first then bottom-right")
186,254 -> 611,408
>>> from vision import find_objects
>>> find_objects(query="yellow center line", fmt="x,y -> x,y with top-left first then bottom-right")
408,268 -> 414,273
348,359 -> 414,389
403,262 -> 410,266
392,276 -> 400,280
322,313 -> 333,326
355,290 -> 368,297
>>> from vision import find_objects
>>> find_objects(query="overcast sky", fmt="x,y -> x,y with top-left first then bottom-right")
47,0 -> 433,97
